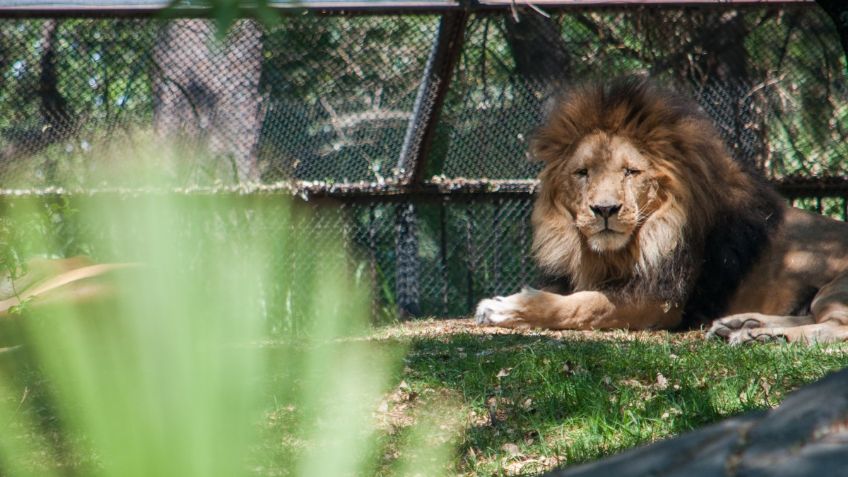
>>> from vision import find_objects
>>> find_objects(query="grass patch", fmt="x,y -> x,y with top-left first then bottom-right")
363,319 -> 848,476
3,319 -> 848,476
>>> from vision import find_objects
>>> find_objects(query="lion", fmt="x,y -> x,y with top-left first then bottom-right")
475,77 -> 848,344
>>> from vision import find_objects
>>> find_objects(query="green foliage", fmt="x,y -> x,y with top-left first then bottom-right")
2,8 -> 846,190
0,197 -> 82,286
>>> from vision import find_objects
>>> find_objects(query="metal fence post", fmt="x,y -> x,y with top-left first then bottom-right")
397,10 -> 468,182
393,11 -> 468,318
395,201 -> 421,318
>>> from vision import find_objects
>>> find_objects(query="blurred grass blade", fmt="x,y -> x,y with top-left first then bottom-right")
18,194 -> 268,477
0,138 -> 437,477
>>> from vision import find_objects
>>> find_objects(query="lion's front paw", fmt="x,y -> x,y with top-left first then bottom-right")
705,314 -> 764,341
475,295 -> 524,327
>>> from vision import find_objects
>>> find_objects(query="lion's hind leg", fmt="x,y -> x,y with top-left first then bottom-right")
709,271 -> 848,345
724,322 -> 848,345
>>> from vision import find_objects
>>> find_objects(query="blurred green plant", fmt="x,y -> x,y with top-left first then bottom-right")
0,143 -> 454,476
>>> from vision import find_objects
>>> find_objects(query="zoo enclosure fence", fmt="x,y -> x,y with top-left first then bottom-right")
1,0 -> 847,321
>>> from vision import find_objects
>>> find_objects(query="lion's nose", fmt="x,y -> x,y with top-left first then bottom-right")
590,204 -> 622,219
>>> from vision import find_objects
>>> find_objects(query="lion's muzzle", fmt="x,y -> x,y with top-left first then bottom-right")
590,202 -> 622,231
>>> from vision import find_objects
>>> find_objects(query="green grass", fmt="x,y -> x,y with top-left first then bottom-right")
251,321 -> 848,477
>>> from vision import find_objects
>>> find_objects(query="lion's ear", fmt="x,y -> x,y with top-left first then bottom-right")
529,134 -> 566,164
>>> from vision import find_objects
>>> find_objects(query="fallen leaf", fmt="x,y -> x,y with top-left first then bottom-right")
760,377 -> 771,396
501,442 -> 521,457
656,373 -> 669,390
497,368 -> 512,379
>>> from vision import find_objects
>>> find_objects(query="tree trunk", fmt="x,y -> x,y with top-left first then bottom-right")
152,19 -> 264,183
677,11 -> 764,170
817,1 -> 848,74
503,8 -> 571,115
2,19 -> 76,170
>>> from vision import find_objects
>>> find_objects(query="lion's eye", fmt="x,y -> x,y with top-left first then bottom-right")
624,168 -> 642,177
574,168 -> 589,178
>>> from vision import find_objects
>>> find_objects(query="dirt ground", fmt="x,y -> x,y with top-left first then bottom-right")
371,317 -> 705,344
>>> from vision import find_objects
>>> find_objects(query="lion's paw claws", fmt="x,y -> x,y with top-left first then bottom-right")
474,296 -> 521,326
706,315 -> 765,341
726,329 -> 787,346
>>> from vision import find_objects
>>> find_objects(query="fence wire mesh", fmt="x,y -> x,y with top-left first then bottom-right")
0,5 -> 847,323
441,7 -> 848,180
0,15 -> 440,187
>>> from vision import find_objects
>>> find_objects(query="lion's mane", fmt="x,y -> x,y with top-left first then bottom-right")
530,77 -> 784,327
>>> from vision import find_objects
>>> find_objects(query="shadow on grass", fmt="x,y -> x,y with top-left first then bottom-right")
395,330 -> 848,469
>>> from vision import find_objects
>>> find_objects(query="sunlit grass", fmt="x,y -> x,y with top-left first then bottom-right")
368,321 -> 848,476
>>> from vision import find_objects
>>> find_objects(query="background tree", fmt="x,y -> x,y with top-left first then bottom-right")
503,7 -> 571,114
817,0 -> 848,72
152,19 -> 265,183
667,10 -> 765,169
1,20 -> 77,172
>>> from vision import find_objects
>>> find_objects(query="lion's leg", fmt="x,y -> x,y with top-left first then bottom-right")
475,287 -> 681,330
725,323 -> 848,345
713,271 -> 848,345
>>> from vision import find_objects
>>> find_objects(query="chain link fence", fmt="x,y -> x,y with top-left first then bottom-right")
0,2 -> 847,324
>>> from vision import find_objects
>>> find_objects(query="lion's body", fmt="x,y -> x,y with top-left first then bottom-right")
725,207 -> 848,317
475,78 -> 848,344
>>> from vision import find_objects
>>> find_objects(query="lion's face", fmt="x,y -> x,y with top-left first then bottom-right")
548,132 -> 659,253
528,78 -> 781,313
